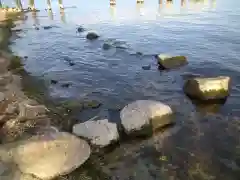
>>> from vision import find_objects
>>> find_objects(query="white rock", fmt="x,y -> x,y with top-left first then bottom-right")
9,132 -> 91,179
73,119 -> 119,147
120,100 -> 173,136
183,76 -> 231,100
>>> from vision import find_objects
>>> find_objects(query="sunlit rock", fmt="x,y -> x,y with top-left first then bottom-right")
73,119 -> 119,147
102,42 -> 112,50
86,32 -> 99,40
183,76 -> 231,101
155,54 -> 188,69
0,132 -> 91,179
120,100 -> 173,136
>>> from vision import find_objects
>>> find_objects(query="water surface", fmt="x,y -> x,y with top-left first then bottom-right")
11,0 -> 240,179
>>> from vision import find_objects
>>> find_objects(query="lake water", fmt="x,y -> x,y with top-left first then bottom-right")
11,0 -> 240,179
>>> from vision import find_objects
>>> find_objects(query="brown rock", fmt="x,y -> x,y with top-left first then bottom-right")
18,100 -> 48,119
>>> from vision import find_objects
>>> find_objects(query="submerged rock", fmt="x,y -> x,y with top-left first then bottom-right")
73,119 -> 119,147
183,76 -> 231,101
43,26 -> 52,30
77,26 -> 85,33
50,79 -> 58,84
120,100 -> 173,136
61,83 -> 72,88
102,42 -> 112,50
86,32 -> 99,40
142,65 -> 151,70
83,100 -> 102,109
1,132 -> 91,179
155,54 -> 187,69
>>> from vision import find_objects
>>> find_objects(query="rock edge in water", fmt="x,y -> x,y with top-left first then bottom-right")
183,76 -> 231,101
120,100 -> 174,136
155,54 -> 188,69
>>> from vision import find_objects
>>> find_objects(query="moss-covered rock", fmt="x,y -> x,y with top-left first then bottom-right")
155,54 -> 188,69
183,76 -> 231,101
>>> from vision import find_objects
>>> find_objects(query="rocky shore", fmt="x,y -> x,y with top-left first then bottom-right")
0,12 -> 94,180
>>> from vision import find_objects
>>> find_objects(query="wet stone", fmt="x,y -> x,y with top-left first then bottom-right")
83,100 -> 102,109
102,43 -> 112,50
50,80 -> 58,84
142,65 -> 151,70
86,32 -> 99,40
61,83 -> 72,88
43,26 -> 52,30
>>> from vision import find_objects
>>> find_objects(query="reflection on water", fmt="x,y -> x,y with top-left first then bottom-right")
109,4 -> 116,20
47,9 -> 53,20
136,1 -> 144,16
60,8 -> 66,23
11,0 -> 240,179
31,10 -> 39,25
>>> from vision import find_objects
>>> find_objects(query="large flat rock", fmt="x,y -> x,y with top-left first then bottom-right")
0,132 -> 91,179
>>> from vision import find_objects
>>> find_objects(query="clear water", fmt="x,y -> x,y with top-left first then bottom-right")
11,0 -> 240,179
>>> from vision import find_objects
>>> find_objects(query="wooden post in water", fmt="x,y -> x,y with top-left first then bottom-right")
137,0 -> 144,4
181,0 -> 186,7
47,0 -> 52,10
110,0 -> 116,6
15,0 -> 23,10
58,0 -> 64,9
29,0 -> 36,10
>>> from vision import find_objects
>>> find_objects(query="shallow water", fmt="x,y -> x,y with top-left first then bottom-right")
10,0 -> 240,179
